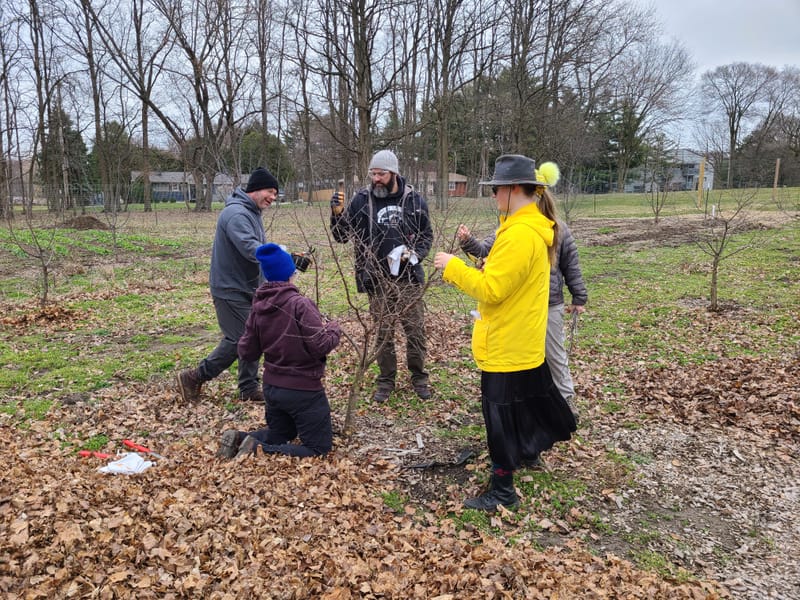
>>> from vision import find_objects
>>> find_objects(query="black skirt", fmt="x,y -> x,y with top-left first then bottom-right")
480,363 -> 577,471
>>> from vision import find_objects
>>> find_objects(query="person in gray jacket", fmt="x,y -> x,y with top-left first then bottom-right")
456,218 -> 587,419
177,167 -> 278,403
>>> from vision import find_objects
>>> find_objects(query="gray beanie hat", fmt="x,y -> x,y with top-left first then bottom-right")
368,150 -> 399,174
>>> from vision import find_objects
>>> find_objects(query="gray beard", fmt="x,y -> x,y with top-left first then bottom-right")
372,184 -> 389,199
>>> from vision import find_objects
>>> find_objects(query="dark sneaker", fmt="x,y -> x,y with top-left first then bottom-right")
240,388 -> 264,403
217,430 -> 246,459
177,368 -> 203,403
463,473 -> 519,512
413,382 -> 431,400
235,435 -> 261,458
463,489 -> 519,512
373,384 -> 394,403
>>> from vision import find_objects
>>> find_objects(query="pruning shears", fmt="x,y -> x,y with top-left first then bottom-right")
122,439 -> 166,459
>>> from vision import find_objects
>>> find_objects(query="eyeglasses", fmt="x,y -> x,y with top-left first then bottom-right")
369,170 -> 390,178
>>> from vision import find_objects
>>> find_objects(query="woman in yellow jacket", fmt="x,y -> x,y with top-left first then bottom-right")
434,154 -> 577,511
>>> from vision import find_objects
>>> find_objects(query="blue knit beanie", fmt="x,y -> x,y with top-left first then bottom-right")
255,243 -> 296,282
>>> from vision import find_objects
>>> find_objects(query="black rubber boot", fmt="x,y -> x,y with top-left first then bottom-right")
463,472 -> 519,511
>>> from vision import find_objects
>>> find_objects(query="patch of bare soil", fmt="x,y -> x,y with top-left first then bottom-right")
570,212 -> 786,249
63,215 -> 109,230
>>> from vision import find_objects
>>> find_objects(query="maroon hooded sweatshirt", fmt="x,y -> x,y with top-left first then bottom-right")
238,282 -> 341,391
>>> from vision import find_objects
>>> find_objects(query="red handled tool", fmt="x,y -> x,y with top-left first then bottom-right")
122,439 -> 165,459
78,450 -> 114,459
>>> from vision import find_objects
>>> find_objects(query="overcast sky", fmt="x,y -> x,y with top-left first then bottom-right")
637,0 -> 800,78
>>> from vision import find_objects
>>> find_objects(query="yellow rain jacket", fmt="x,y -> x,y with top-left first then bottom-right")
443,202 -> 554,372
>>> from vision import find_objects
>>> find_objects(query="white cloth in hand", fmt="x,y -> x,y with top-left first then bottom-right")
387,245 -> 418,276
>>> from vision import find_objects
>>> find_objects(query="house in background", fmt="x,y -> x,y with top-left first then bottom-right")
674,149 -> 714,192
130,171 -> 247,202
418,172 -> 468,197
624,149 -> 715,193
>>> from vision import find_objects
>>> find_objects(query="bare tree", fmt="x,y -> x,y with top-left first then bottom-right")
643,133 -> 677,224
425,0 -> 496,211
150,0 -> 255,210
0,6 -> 23,220
695,189 -> 758,312
82,0 -> 176,213
700,63 -> 780,188
606,38 -> 693,192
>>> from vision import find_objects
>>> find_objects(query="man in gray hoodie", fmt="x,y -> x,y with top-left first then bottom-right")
177,166 -> 278,403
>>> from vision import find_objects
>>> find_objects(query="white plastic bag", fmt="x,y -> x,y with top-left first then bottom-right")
97,452 -> 153,475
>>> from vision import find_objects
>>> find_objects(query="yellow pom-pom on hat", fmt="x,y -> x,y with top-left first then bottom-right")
535,161 -> 560,187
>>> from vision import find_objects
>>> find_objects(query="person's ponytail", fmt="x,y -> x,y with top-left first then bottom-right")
534,161 -> 561,264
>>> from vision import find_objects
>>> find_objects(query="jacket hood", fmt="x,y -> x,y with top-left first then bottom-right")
498,201 -> 555,248
227,187 -> 261,214
253,281 -> 299,313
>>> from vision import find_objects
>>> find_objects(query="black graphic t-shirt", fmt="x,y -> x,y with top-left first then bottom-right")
374,200 -> 408,274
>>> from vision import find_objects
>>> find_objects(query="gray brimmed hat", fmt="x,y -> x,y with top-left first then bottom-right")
479,154 -> 539,186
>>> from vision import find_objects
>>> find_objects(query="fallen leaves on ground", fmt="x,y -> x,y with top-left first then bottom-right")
625,356 -> 800,442
0,378 -> 724,599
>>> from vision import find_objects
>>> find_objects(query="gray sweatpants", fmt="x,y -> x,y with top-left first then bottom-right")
198,295 -> 260,395
545,303 -> 575,402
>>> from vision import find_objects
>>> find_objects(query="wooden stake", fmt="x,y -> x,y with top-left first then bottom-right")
697,157 -> 705,209
772,158 -> 781,202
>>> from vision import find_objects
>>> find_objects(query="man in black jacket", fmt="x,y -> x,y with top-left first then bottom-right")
330,150 -> 434,403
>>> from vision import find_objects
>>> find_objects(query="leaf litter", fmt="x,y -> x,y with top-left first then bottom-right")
1,213 -> 797,598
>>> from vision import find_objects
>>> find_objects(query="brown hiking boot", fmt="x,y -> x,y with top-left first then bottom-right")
239,388 -> 264,403
177,368 -> 203,402
373,383 -> 394,403
413,381 -> 432,400
235,435 -> 261,458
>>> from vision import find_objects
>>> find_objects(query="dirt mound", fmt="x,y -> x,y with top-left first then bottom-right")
63,215 -> 109,230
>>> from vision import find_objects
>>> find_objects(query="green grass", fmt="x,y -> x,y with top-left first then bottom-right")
0,202 -> 797,403
629,549 -> 694,582
5,398 -> 55,422
81,434 -> 111,451
516,470 -> 587,519
452,507 -> 502,535
436,424 -> 484,441
381,490 -> 409,513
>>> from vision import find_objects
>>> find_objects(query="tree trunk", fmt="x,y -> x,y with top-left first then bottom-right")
142,104 -> 152,212
710,256 -> 719,311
